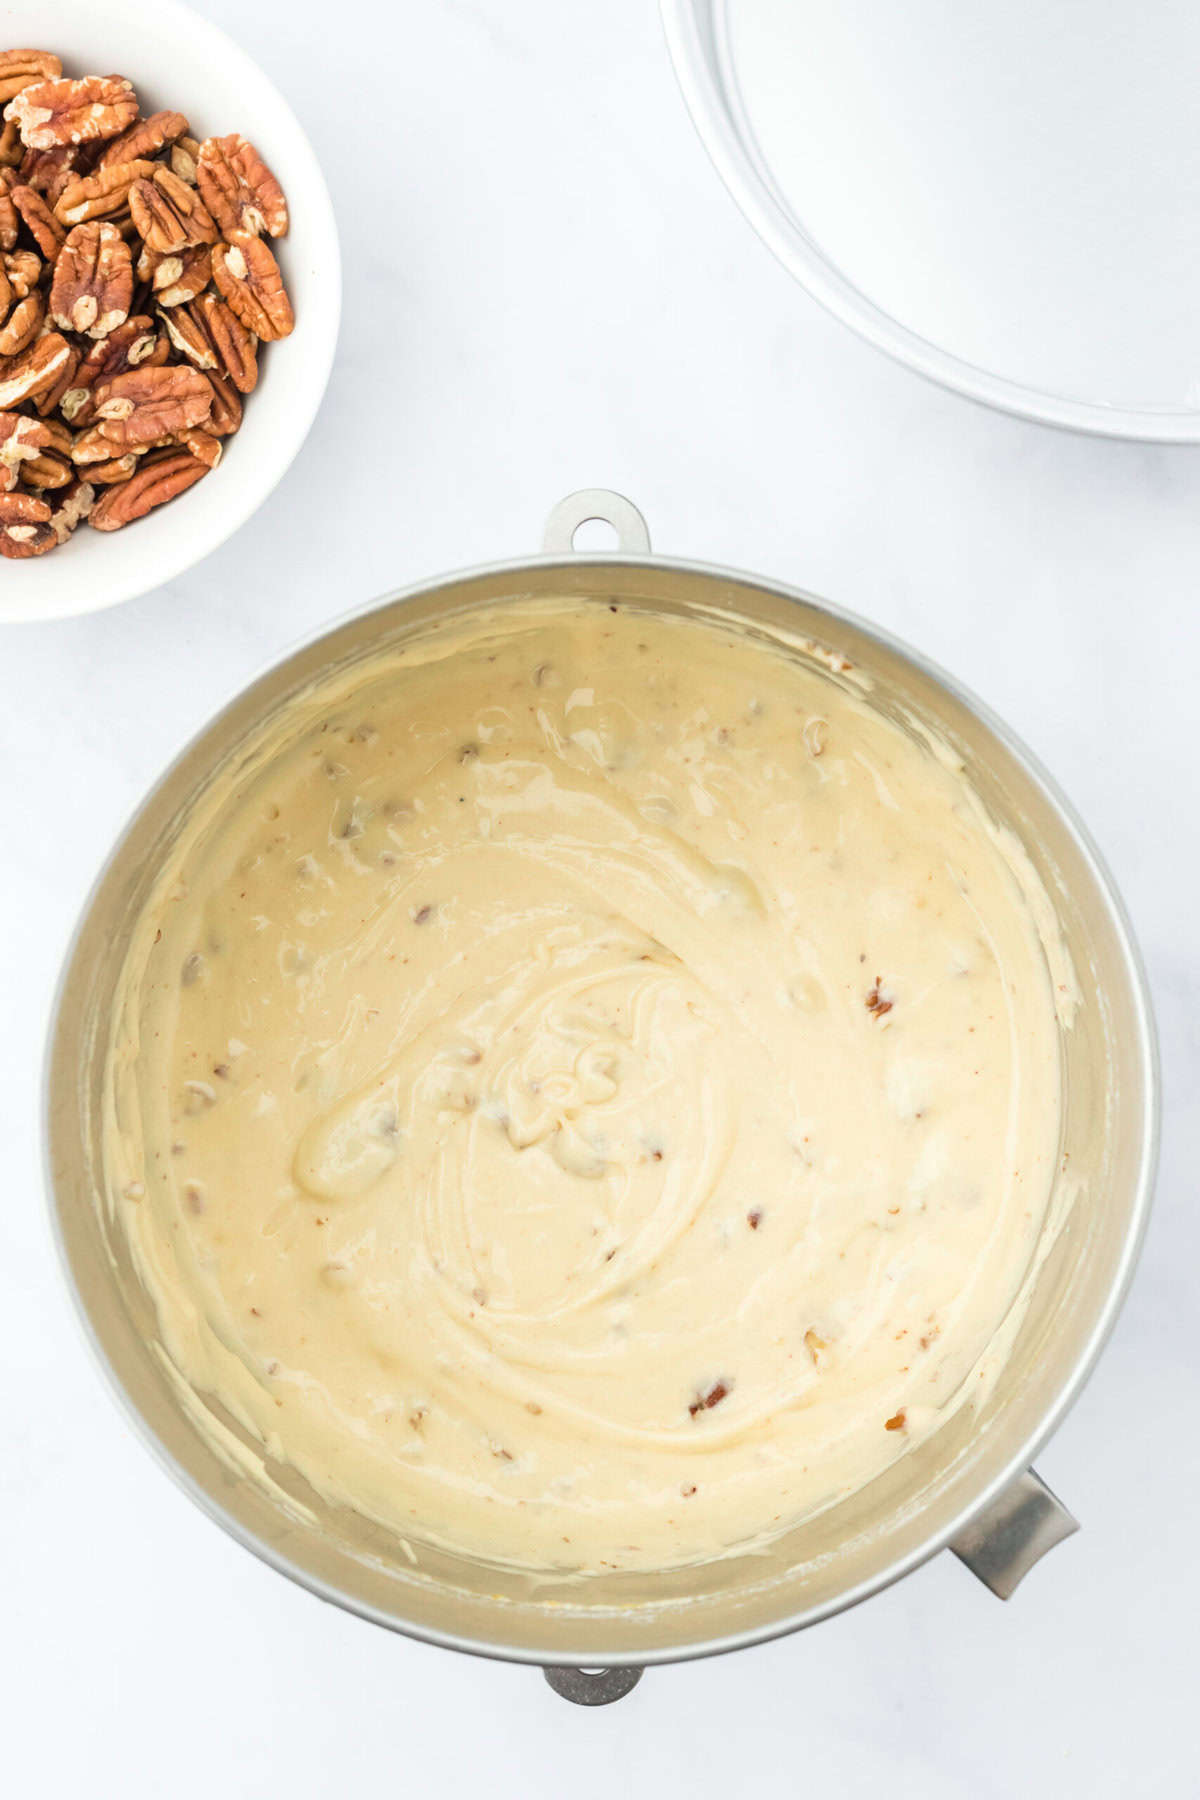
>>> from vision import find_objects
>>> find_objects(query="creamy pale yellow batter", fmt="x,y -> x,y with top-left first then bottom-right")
104,599 -> 1064,1573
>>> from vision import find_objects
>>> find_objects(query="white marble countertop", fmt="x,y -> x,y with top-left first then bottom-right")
2,3 -> 1195,1794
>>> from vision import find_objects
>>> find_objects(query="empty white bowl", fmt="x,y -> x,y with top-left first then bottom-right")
0,0 -> 340,622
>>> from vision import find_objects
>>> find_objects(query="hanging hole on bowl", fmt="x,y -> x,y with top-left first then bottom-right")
571,516 -> 622,553
542,490 -> 651,555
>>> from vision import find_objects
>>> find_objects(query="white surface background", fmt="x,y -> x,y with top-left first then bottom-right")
2,2 -> 1195,1795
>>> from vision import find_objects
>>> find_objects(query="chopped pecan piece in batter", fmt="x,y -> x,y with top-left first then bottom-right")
865,978 -> 894,1019
688,1379 -> 731,1417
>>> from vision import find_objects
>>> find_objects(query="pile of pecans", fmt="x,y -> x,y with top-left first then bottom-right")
0,48 -> 293,559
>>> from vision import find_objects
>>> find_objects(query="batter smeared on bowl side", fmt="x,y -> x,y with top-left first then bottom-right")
104,600 -> 1064,1572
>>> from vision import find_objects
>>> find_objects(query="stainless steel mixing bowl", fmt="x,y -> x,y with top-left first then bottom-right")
45,491 -> 1158,1705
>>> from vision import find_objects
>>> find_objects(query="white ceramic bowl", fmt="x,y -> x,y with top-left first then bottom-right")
662,0 -> 1200,443
0,0 -> 340,622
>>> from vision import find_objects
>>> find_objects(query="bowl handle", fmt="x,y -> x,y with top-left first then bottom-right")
950,1466 -> 1078,1599
542,489 -> 652,556
538,1479 -> 1075,1703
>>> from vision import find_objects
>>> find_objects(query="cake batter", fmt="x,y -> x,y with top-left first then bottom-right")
103,599 -> 1065,1572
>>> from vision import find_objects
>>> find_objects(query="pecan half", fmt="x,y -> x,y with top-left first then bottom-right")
203,369 -> 242,436
10,182 -> 63,256
94,363 -> 212,446
211,232 -> 292,340
0,520 -> 55,556
98,109 -> 188,170
0,286 -> 43,355
134,237 -> 161,284
193,289 -> 256,392
142,326 -> 170,370
0,411 -> 49,489
168,134 -> 201,186
152,243 -> 210,308
20,446 -> 73,488
64,312 -> 162,418
178,427 -> 222,469
129,166 -> 216,253
0,170 -> 16,249
197,135 -> 288,239
89,446 -> 208,530
157,301 -> 216,370
33,339 -> 81,416
31,416 -> 71,456
21,414 -> 71,457
0,487 -> 53,557
19,142 -> 78,203
49,475 -> 94,542
0,326 -> 70,406
0,51 -> 62,107
5,75 -> 137,151
54,156 -> 157,225
86,451 -> 139,484
49,220 -> 132,337
4,247 -> 40,295
0,484 -> 51,519
70,422 -> 125,465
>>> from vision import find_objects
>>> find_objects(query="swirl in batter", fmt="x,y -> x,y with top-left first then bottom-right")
105,600 -> 1065,1572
